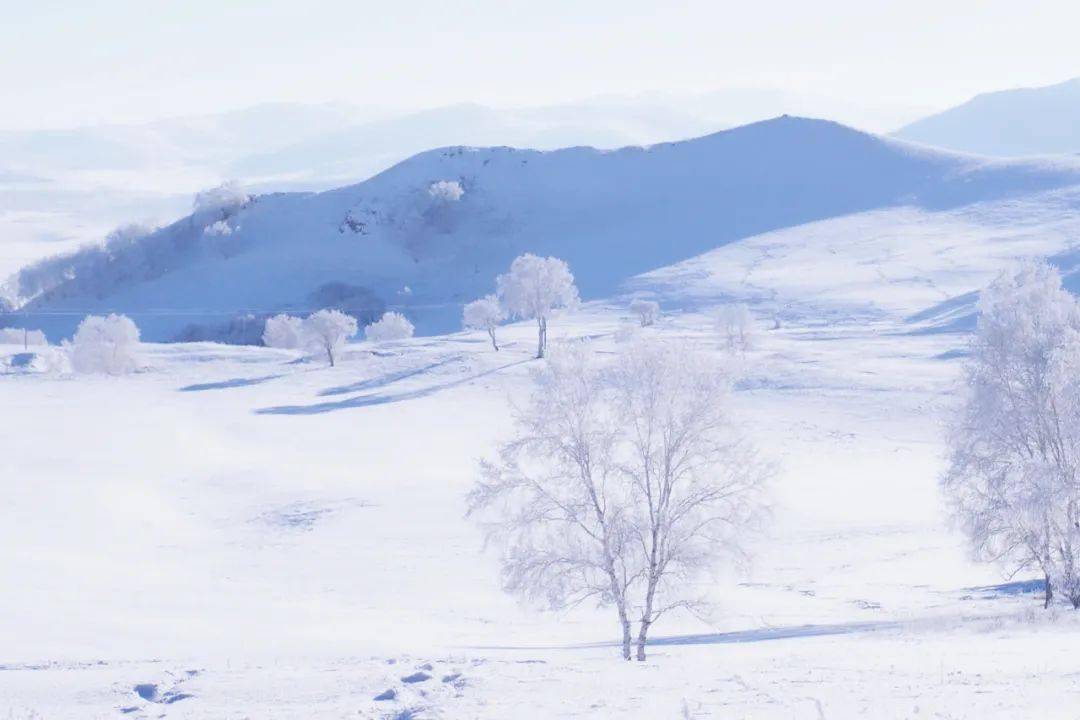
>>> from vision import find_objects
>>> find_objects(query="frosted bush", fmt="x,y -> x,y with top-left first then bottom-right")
203,220 -> 233,236
193,180 -> 249,216
365,311 -> 415,343
428,180 -> 464,202
68,314 -> 141,375
262,314 -> 304,349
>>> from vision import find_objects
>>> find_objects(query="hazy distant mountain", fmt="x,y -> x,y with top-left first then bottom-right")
894,77 -> 1080,157
8,116 -> 1080,342
0,91 -> 929,278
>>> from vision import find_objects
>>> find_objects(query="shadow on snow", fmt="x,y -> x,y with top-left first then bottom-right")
178,374 -> 285,392
254,358 -> 532,415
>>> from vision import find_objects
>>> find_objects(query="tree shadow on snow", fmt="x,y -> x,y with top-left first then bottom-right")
318,358 -> 460,396
469,619 -> 906,652
178,374 -> 284,392
961,578 -> 1044,600
254,358 -> 532,416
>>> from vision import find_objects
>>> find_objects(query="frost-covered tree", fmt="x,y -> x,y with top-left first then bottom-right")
942,261 -> 1080,608
716,303 -> 755,353
468,343 -> 636,657
262,314 -> 304,349
468,339 -> 770,660
463,295 -> 507,351
496,253 -> 579,359
609,340 -> 770,657
301,309 -> 357,367
364,311 -> 415,343
629,299 -> 660,327
68,313 -> 141,375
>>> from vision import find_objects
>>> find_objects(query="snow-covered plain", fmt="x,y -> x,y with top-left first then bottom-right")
5,179 -> 1080,717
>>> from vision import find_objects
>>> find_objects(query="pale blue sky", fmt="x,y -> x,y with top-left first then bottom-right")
2,0 -> 1078,130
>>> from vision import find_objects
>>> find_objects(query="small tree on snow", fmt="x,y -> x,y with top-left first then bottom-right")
302,309 -> 357,367
942,261 -> 1080,608
364,311 -> 415,343
496,253 -> 579,359
629,298 -> 660,327
262,314 -> 304,349
716,303 -> 755,352
463,295 -> 506,351
68,313 -> 141,374
468,339 -> 770,660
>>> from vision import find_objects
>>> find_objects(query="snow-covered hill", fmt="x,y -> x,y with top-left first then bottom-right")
7,116 -> 1080,343
894,77 -> 1080,157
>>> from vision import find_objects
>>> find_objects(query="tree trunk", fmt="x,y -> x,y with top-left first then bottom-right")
488,327 -> 499,351
1045,573 -> 1053,608
635,619 -> 651,661
536,316 -> 547,359
619,613 -> 632,660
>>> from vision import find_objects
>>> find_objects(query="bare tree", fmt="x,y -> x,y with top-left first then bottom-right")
468,339 -> 770,660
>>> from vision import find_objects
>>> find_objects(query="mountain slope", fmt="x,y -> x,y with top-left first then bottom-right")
895,77 -> 1080,157
6,116 -> 1080,342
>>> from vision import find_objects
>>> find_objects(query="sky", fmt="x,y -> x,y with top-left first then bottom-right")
2,0 -> 1079,131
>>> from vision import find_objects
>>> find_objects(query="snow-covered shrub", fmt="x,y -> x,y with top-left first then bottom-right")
428,180 -> 464,202
68,313 -> 141,375
942,260 -> 1080,608
463,295 -> 506,351
301,309 -> 357,367
193,180 -> 249,217
203,220 -> 233,236
468,338 -> 770,660
262,314 -> 304,349
496,254 -> 579,358
716,303 -> 755,352
629,298 -> 660,327
364,311 -> 415,343
0,327 -> 47,347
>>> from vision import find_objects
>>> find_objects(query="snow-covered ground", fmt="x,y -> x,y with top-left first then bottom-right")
5,203 -> 1080,716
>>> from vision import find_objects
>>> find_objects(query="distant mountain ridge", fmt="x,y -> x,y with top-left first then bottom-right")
895,77 -> 1080,157
6,116 -> 1080,342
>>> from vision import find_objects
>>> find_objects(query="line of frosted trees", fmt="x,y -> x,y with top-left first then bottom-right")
0,305 -> 417,375
262,309 -> 414,366
943,260 -> 1080,609
463,253 -> 579,358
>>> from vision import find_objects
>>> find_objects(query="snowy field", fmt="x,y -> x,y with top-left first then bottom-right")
5,195 -> 1080,718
